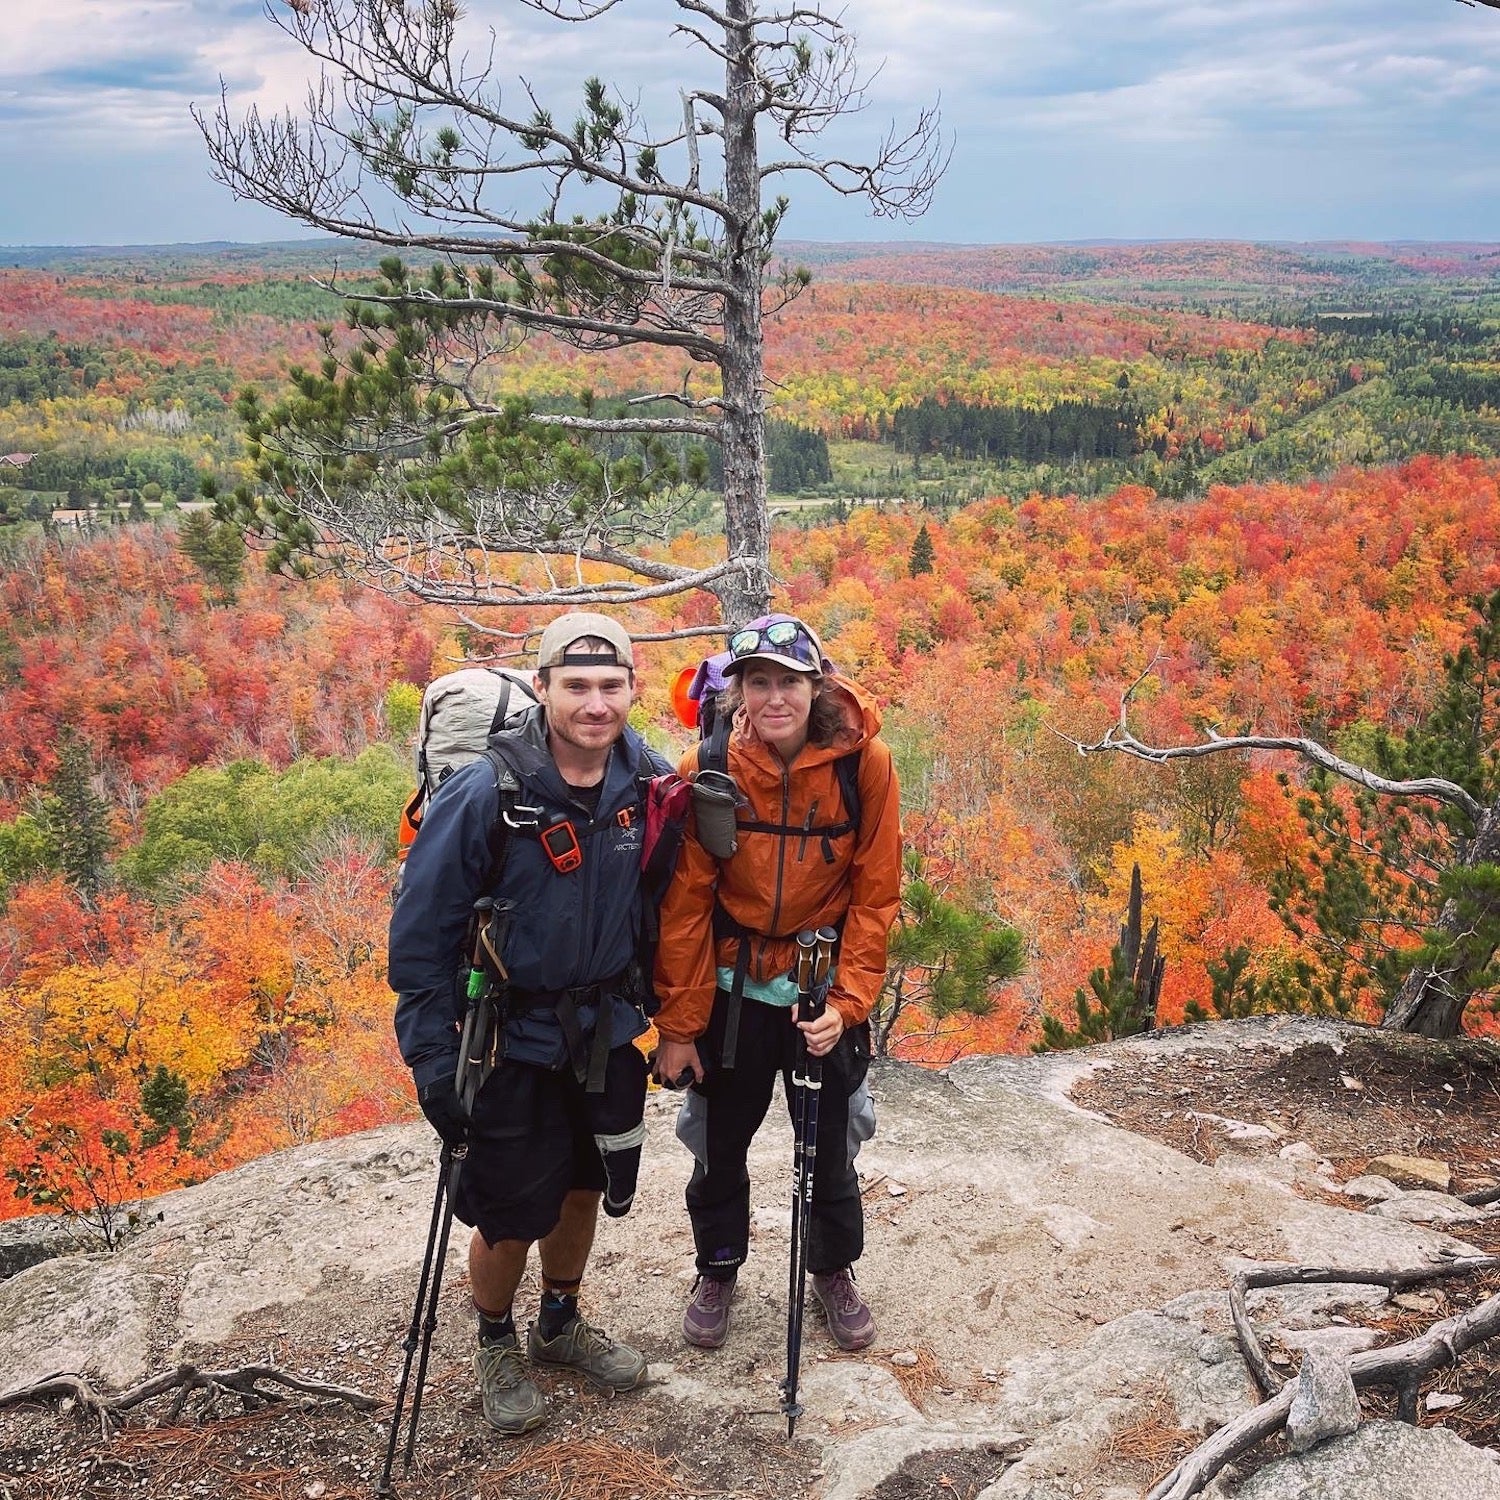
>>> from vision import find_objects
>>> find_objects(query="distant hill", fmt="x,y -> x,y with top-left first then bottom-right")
0,238 -> 387,275
5,237 -> 1499,304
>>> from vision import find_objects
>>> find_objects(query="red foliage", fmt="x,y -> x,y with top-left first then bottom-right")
0,528 -> 439,812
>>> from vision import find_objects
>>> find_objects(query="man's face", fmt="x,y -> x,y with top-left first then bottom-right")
535,664 -> 635,754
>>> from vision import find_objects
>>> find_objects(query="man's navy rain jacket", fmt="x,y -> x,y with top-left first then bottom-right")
390,707 -> 671,1090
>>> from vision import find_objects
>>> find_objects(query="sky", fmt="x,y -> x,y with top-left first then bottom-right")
2,0 -> 1500,248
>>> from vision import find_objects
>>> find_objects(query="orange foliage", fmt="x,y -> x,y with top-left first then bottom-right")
4,451 -> 1500,1213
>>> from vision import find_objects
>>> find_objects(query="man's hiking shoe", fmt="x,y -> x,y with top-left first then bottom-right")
682,1273 -> 736,1349
474,1335 -> 547,1436
812,1268 -> 876,1351
527,1317 -> 647,1393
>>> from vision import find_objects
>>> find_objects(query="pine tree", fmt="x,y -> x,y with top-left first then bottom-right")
178,510 -> 246,606
38,729 -> 112,903
908,522 -> 935,577
197,0 -> 945,626
1184,944 -> 1298,1023
1268,589 -> 1500,1030
1037,864 -> 1164,1050
873,852 -> 1025,1057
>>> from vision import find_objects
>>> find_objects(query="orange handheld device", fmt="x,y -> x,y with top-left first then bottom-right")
539,820 -> 583,874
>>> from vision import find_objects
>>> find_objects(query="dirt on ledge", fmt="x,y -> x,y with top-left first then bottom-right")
1069,1025 -> 1500,1194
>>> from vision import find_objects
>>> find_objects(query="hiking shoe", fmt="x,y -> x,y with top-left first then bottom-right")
473,1335 -> 547,1436
812,1268 -> 876,1351
682,1273 -> 736,1349
527,1317 -> 647,1394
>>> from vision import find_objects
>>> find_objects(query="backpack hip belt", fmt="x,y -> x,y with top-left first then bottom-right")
506,972 -> 634,1093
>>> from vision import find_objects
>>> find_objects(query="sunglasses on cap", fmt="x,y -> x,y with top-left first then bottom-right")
727,619 -> 820,668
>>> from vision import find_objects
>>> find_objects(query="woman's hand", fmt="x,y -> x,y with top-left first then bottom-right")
796,1004 -> 845,1058
653,1037 -> 704,1088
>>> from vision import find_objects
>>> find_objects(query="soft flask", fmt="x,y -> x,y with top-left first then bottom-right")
691,768 -> 741,858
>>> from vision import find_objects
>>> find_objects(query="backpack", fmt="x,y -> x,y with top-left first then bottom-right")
397,666 -> 539,867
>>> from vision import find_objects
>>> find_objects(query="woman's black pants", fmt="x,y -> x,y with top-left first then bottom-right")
678,990 -> 870,1279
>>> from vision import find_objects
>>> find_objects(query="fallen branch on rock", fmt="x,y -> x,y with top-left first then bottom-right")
0,1363 -> 378,1438
1227,1255 -> 1500,1396
1460,1184 -> 1500,1207
1148,1260 -> 1500,1500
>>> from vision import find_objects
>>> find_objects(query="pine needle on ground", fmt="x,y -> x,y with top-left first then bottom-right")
1102,1381 -> 1199,1485
478,1436 -> 698,1500
883,1342 -> 949,1413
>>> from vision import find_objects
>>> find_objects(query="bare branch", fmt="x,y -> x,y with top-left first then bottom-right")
1065,670 -> 1487,826
455,614 -> 726,654
0,1363 -> 378,1429
1228,1257 -> 1500,1399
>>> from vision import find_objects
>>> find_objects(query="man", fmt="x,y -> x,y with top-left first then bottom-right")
390,613 -> 670,1436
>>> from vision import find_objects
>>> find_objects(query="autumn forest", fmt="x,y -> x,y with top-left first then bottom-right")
1,238 -> 1498,1235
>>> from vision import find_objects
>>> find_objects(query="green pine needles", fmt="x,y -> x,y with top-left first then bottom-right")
873,851 -> 1026,1058
1038,863 -> 1164,1050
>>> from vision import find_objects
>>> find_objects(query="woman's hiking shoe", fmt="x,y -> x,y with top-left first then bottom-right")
812,1268 -> 876,1351
473,1334 -> 548,1436
527,1317 -> 648,1393
682,1273 -> 736,1348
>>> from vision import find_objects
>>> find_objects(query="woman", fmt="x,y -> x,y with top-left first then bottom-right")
652,614 -> 902,1352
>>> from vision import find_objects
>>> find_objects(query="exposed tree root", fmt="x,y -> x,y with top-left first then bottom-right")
1149,1261 -> 1500,1500
0,1363 -> 378,1438
1227,1255 -> 1500,1397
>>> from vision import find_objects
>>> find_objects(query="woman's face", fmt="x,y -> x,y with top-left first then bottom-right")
739,663 -> 816,759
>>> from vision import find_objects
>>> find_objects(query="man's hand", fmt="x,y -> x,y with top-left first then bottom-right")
416,1076 -> 469,1146
652,1038 -> 704,1089
797,1003 -> 846,1058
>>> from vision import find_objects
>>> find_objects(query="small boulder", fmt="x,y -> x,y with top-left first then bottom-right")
1366,1191 -> 1490,1224
1339,1174 -> 1403,1202
1366,1154 -> 1452,1193
1276,1326 -> 1380,1359
1238,1421 -> 1500,1500
1285,1344 -> 1360,1454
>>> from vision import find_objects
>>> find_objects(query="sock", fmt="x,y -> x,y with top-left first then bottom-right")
538,1277 -> 581,1339
475,1304 -> 515,1346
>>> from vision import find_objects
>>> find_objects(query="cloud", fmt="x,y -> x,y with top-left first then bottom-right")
961,1 -> 1500,149
3,0 -> 1500,243
0,0 -> 311,142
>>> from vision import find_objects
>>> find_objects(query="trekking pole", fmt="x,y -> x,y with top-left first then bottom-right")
376,1141 -> 458,1497
376,898 -> 502,1497
781,926 -> 836,1439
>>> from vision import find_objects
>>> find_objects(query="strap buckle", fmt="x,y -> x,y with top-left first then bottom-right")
502,801 -> 543,830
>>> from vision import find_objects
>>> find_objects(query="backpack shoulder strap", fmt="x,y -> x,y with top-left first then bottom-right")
834,748 -> 863,835
700,711 -> 732,777
479,743 -> 527,886
485,671 -> 515,737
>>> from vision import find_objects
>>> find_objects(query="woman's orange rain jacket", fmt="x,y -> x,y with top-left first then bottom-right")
652,675 -> 902,1043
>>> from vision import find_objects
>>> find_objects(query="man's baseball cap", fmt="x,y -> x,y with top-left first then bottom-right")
536,612 -> 635,670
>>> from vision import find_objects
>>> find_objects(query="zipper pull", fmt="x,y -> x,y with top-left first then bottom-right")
797,799 -> 818,861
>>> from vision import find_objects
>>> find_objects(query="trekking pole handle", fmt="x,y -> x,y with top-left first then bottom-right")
812,925 -> 837,998
466,897 -> 494,1001
795,929 -> 818,1020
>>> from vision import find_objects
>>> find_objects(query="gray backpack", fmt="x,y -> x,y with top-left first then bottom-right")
415,667 -> 538,797
397,667 -> 539,870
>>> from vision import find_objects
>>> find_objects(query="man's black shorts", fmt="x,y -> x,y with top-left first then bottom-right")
453,1043 -> 648,1245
